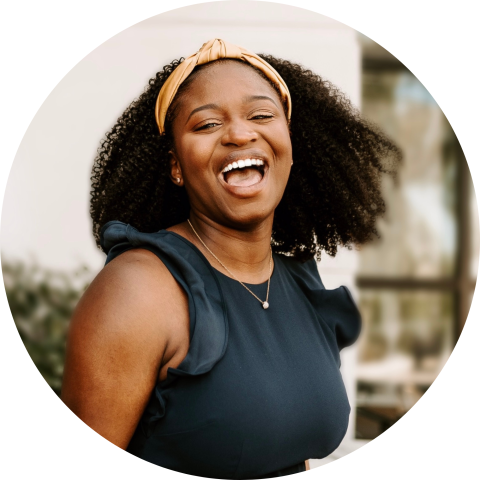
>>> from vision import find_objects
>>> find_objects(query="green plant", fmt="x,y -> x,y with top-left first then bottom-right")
2,258 -> 92,395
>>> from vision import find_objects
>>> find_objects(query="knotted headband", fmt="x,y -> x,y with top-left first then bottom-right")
155,38 -> 292,135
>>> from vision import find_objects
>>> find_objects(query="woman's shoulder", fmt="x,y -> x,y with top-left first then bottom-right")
67,236 -> 190,380
98,246 -> 186,314
97,221 -> 228,375
74,245 -> 187,347
100,221 -> 209,273
101,245 -> 174,289
275,253 -> 325,288
100,221 -> 228,306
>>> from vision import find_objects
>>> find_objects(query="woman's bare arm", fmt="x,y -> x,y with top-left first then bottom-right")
61,248 -> 189,449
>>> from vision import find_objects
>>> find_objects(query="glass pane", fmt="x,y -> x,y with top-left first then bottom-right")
355,289 -> 454,440
358,70 -> 458,278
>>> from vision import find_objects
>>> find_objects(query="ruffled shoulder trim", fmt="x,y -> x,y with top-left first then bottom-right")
284,256 -> 361,352
100,221 -> 228,426
101,220 -> 228,376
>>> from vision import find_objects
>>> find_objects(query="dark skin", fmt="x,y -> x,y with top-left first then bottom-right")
61,61 -> 310,469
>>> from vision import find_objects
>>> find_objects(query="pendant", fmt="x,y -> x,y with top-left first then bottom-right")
262,301 -> 269,309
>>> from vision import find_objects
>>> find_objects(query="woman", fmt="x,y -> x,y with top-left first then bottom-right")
61,39 -> 399,478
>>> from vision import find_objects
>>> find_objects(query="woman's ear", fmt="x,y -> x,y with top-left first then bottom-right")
169,150 -> 183,186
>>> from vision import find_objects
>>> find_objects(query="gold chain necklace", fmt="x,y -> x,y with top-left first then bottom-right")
187,219 -> 273,309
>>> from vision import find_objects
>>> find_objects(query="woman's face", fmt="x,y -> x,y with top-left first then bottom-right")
170,60 -> 292,229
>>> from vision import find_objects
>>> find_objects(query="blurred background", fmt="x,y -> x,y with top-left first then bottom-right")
1,0 -> 478,469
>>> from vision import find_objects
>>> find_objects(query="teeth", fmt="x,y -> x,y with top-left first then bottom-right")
222,158 -> 265,173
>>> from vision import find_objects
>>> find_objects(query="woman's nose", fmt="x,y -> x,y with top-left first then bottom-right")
221,120 -> 258,147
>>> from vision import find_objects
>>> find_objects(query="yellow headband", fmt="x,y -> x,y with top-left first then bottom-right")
155,38 -> 292,135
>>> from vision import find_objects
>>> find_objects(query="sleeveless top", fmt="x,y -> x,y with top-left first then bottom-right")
100,221 -> 361,479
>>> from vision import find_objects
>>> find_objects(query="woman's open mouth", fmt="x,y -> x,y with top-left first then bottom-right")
222,159 -> 266,187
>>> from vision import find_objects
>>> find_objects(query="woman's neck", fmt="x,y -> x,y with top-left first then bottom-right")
168,214 -> 274,284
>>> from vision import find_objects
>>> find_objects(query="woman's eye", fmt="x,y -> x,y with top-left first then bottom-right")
251,114 -> 274,120
196,122 -> 220,131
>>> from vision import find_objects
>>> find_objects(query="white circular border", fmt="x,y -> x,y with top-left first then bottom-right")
1,1 -> 478,478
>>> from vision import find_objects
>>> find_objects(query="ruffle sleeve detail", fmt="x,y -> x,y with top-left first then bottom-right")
285,257 -> 361,355
314,285 -> 362,351
99,221 -> 228,428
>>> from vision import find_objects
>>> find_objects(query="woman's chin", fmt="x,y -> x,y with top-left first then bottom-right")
218,203 -> 276,231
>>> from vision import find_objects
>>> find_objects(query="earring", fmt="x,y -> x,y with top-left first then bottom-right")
176,178 -> 181,183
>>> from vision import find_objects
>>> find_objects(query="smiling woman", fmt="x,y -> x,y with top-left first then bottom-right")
60,39 -> 400,478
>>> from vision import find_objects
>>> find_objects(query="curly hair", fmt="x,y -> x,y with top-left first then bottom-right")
90,54 -> 400,262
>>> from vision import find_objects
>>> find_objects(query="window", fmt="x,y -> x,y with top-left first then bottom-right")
354,41 -> 478,440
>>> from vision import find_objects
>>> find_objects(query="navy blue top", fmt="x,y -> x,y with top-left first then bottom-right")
100,221 -> 361,479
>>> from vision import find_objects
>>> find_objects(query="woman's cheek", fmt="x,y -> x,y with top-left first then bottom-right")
185,137 -> 217,168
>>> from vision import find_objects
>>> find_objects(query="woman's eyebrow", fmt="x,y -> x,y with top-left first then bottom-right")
187,103 -> 220,122
244,95 -> 279,107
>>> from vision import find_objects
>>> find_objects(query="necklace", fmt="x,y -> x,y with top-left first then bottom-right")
187,219 -> 273,310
